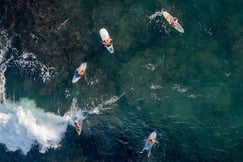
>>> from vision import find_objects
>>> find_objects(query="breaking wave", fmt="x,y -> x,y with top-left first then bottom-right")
0,99 -> 67,155
0,30 -> 123,155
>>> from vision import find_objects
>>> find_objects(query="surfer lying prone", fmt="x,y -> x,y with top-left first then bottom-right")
140,131 -> 157,157
75,122 -> 81,131
103,38 -> 112,46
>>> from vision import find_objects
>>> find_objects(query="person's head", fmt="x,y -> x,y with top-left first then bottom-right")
106,39 -> 110,43
80,71 -> 84,75
149,138 -> 156,143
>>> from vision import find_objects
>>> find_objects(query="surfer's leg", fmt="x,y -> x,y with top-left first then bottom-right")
148,150 -> 151,157
140,148 -> 144,153
148,148 -> 152,157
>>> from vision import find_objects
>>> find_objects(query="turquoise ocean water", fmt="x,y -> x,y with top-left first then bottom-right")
0,0 -> 243,161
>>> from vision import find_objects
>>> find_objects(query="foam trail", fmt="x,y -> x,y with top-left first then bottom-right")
0,66 -> 6,103
149,10 -> 171,35
90,93 -> 125,115
0,98 -> 68,154
64,93 -> 125,126
63,98 -> 86,126
0,31 -> 11,103
149,10 -> 163,20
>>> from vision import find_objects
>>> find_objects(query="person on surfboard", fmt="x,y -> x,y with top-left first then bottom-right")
171,17 -> 178,27
75,69 -> 85,77
74,121 -> 81,132
140,132 -> 157,157
103,38 -> 112,47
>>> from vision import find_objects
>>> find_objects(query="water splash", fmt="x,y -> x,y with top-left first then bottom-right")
0,31 -> 67,154
0,98 -> 67,155
0,93 -> 123,155
63,98 -> 86,126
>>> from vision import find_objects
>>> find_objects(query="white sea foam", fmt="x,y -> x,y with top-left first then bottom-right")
0,99 -> 67,155
149,10 -> 163,20
0,66 -> 6,103
172,84 -> 188,93
64,93 -> 124,123
0,30 -> 122,155
145,63 -> 157,71
0,31 -> 11,103
0,94 -> 122,155
150,84 -> 162,90
88,93 -> 125,115
13,52 -> 56,83
149,10 -> 170,34
0,32 -> 67,154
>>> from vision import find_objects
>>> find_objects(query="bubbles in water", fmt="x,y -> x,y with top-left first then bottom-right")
13,52 -> 57,83
40,66 -> 56,83
149,10 -> 171,34
172,84 -> 188,93
145,63 -> 157,71
150,84 -> 162,90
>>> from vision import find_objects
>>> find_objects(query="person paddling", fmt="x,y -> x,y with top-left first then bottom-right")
74,121 -> 81,132
171,17 -> 178,27
140,131 -> 158,157
75,68 -> 85,77
103,38 -> 112,47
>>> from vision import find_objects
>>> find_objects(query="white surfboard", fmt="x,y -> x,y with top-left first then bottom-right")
99,28 -> 114,53
141,131 -> 157,157
72,62 -> 87,83
148,131 -> 157,140
162,11 -> 184,33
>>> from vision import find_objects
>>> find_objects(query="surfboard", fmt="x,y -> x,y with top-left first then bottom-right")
140,131 -> 157,157
148,131 -> 157,140
72,62 -> 87,83
99,28 -> 114,53
162,11 -> 184,33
